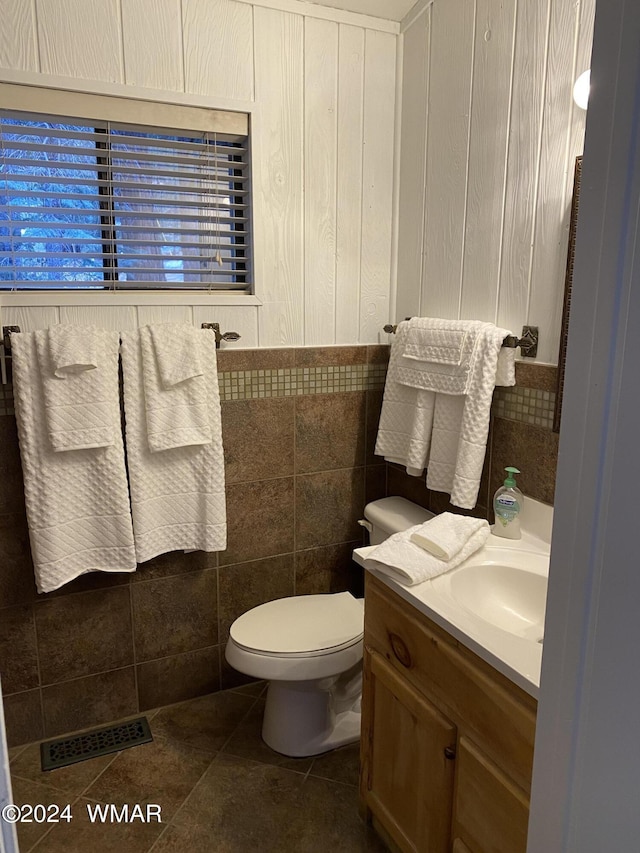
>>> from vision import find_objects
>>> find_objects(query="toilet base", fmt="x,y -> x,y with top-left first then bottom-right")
261,664 -> 362,757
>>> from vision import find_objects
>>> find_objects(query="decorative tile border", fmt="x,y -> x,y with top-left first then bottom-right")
1,362 -> 555,426
0,364 -> 387,414
493,385 -> 555,430
219,363 -> 387,401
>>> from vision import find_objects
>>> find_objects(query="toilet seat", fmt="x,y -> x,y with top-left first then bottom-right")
229,592 -> 364,658
231,635 -> 362,658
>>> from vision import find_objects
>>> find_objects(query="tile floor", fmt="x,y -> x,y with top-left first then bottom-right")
8,684 -> 387,852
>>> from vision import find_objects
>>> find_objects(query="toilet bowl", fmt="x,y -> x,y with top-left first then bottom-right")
225,496 -> 433,757
226,592 -> 364,756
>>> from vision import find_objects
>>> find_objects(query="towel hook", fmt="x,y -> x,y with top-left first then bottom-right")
200,322 -> 241,349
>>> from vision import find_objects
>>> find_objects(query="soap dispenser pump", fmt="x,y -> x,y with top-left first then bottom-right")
493,467 -> 523,539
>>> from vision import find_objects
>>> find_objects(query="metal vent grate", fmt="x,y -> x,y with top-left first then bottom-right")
40,717 -> 153,771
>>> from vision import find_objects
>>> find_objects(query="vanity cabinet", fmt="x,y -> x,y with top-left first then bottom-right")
363,648 -> 456,852
360,574 -> 537,853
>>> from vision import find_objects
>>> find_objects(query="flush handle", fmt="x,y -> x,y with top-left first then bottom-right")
389,632 -> 412,668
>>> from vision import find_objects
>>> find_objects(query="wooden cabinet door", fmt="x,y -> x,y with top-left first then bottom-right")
361,648 -> 457,853
453,737 -> 529,853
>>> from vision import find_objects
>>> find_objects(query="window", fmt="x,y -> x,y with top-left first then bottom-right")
0,85 -> 252,293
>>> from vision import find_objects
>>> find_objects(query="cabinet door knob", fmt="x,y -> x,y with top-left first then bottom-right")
444,746 -> 456,760
389,632 -> 412,668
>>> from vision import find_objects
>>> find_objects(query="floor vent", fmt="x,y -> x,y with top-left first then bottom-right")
40,717 -> 153,771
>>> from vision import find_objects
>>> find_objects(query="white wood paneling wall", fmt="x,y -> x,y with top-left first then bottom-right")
420,0 -> 474,321
395,7 -> 429,324
57,305 -> 138,330
396,0 -> 595,364
0,0 -> 398,347
36,0 -> 123,82
460,0 -> 515,323
253,6 -> 305,346
497,0 -> 550,335
121,0 -> 184,91
304,18 -> 338,345
182,0 -> 254,101
0,303 -> 259,350
359,30 -> 396,342
1,306 -> 59,332
335,25 -> 365,343
0,0 -> 37,71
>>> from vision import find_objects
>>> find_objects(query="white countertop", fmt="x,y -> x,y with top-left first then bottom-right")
354,499 -> 552,699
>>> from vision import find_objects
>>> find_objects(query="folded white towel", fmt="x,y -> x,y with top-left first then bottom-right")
121,328 -> 227,563
12,330 -> 137,593
36,327 -> 114,452
48,324 -> 98,377
150,323 -> 204,388
409,512 -> 487,561
402,327 -> 468,366
375,318 -> 516,509
140,325 -> 211,453
426,323 -> 511,507
364,518 -> 490,586
375,322 -> 435,475
397,318 -> 486,396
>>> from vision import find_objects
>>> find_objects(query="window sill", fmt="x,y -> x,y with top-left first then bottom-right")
0,292 -> 262,307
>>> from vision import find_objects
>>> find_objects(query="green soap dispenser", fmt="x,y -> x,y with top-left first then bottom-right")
493,467 -> 523,539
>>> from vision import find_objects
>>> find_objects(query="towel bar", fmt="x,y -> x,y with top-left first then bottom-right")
200,322 -> 242,348
381,322 -> 539,358
0,321 -> 243,385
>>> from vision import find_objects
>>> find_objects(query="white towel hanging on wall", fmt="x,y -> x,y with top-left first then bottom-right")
140,324 -> 212,453
375,317 -> 516,509
11,329 -> 137,593
120,326 -> 227,563
39,325 -> 114,452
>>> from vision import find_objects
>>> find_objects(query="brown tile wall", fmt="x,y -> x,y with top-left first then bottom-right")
0,343 -> 558,746
0,345 -> 386,746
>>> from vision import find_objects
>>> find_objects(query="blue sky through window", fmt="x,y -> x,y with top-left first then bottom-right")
0,118 -> 248,289
0,120 -> 104,285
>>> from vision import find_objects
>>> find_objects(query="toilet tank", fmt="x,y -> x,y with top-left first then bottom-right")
363,497 -> 434,546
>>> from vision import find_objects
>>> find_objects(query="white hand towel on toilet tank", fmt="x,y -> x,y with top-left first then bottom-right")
142,324 -> 211,453
121,326 -> 227,563
363,518 -> 490,586
11,329 -> 137,594
375,318 -> 515,509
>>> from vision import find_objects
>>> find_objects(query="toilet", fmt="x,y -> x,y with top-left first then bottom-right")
225,497 -> 433,757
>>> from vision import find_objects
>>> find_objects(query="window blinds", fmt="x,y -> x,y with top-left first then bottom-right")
0,103 -> 252,292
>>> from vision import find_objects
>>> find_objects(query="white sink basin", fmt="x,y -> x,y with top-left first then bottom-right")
354,517 -> 553,696
430,547 -> 549,641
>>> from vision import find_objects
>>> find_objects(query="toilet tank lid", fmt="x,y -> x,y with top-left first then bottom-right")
364,496 -> 433,535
